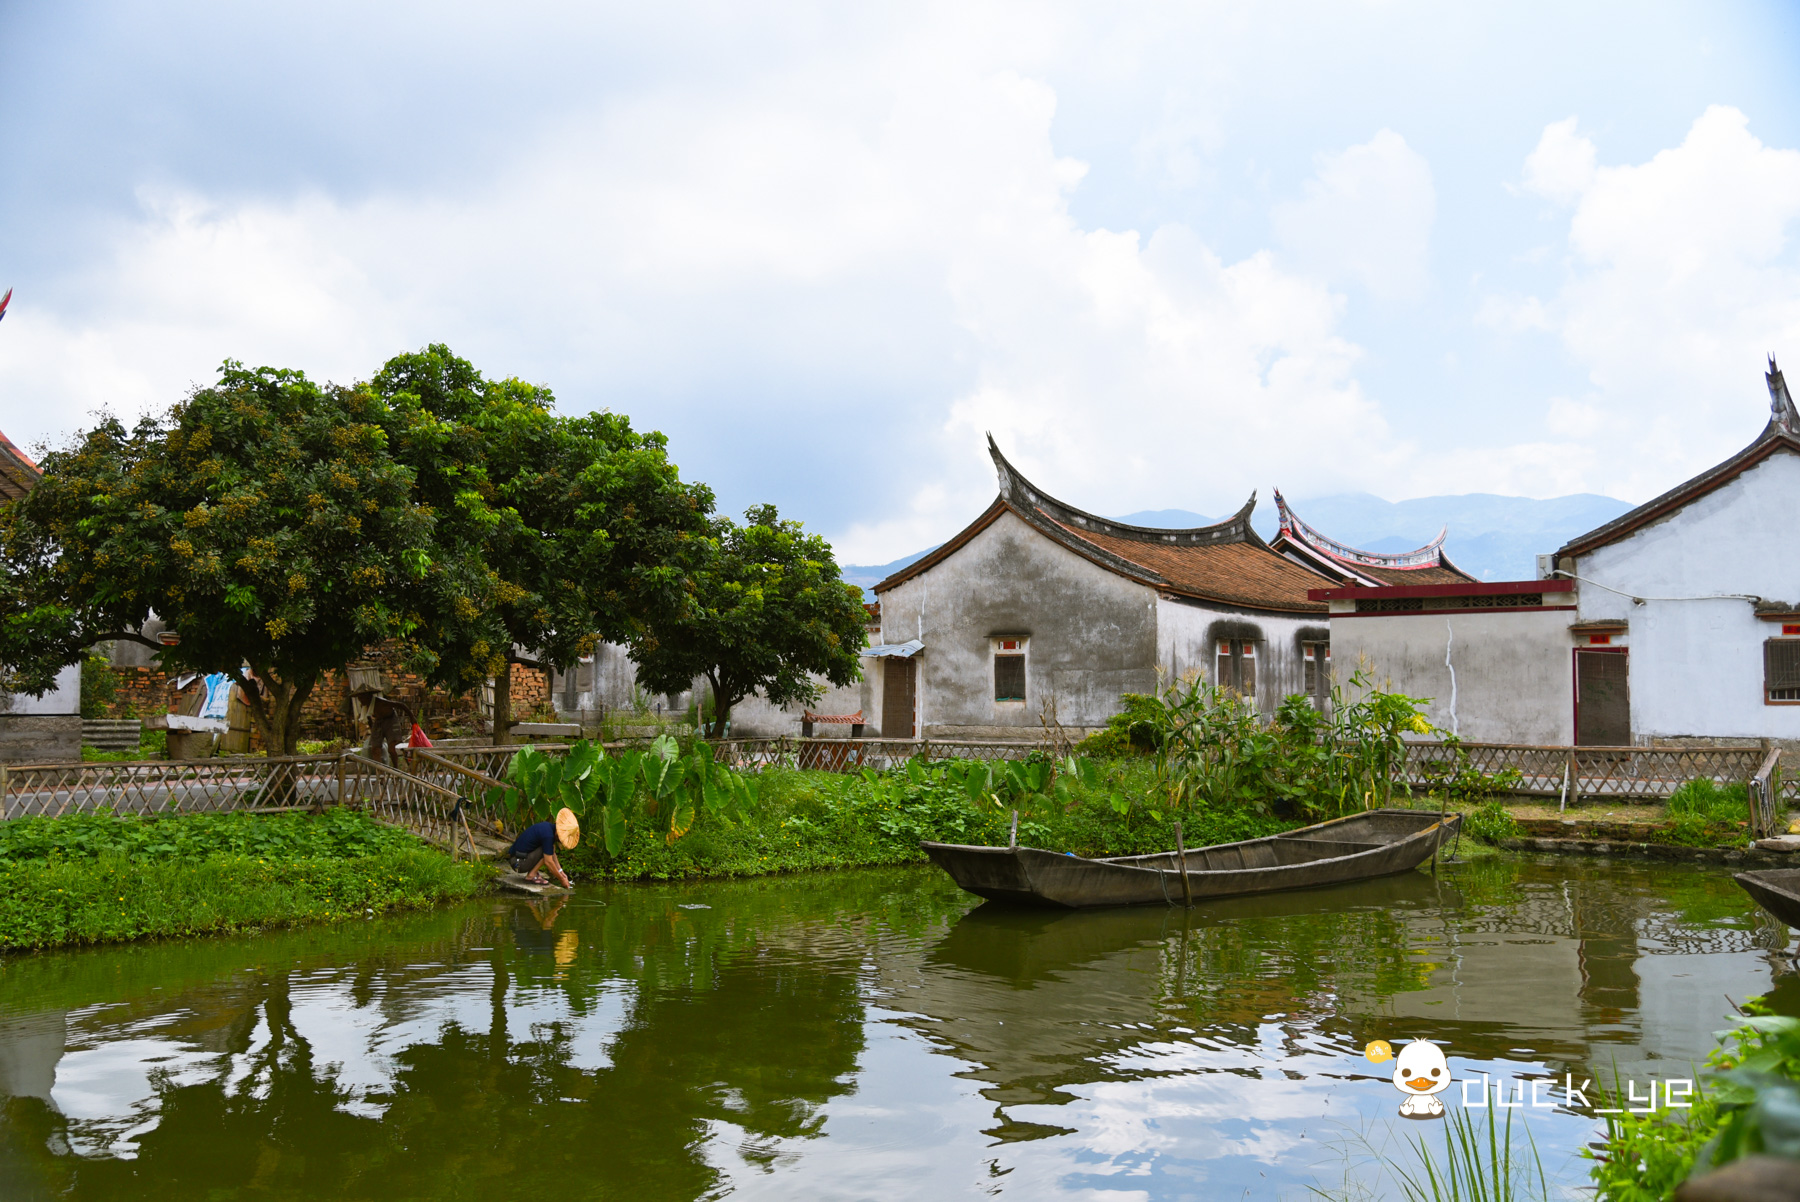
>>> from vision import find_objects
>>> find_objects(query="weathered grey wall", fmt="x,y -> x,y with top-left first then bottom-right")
875,510 -> 1159,738
1330,609 -> 1574,744
1573,451 -> 1800,741
1157,596 -> 1328,713
0,715 -> 81,763
729,675 -> 874,739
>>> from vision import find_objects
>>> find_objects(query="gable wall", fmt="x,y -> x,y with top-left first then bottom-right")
1575,450 -> 1800,740
874,510 -> 1159,737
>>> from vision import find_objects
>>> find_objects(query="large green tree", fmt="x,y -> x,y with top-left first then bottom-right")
368,345 -> 711,741
630,505 -> 868,734
0,364 -> 494,753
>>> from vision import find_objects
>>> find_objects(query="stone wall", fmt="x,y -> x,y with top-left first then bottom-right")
0,715 -> 81,764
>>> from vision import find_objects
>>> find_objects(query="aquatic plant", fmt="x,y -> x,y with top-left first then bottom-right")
1587,999 -> 1800,1199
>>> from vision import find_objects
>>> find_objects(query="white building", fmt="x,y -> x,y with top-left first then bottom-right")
1549,358 -> 1800,748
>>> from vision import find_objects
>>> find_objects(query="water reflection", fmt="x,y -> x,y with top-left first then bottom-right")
0,857 -> 1793,1199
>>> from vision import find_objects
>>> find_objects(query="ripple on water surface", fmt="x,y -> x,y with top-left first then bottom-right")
0,856 -> 1793,1199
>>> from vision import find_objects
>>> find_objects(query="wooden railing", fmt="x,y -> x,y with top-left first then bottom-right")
341,754 -> 478,853
0,754 -> 343,819
1398,741 -> 1795,804
1750,747 -> 1785,838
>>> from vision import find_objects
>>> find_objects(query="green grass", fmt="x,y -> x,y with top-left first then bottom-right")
80,730 -> 169,761
0,808 -> 488,951
0,806 -> 424,863
561,761 -> 1300,881
0,849 -> 488,951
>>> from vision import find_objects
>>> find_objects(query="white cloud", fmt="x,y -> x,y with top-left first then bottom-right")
1504,106 -> 1800,499
0,14 -> 1401,566
1272,130 -> 1436,300
1520,117 -> 1596,205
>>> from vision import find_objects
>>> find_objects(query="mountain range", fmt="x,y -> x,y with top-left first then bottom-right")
840,492 -> 1637,592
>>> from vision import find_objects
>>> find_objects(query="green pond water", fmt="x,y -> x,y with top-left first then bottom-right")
1,854 -> 1795,1200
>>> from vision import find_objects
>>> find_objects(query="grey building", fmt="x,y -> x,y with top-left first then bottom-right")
867,439 -> 1334,740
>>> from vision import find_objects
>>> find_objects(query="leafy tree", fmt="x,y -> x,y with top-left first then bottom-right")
630,505 -> 867,735
0,364 -> 489,754
369,345 -> 711,741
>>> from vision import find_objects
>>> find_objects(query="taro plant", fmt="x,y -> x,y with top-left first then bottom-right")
497,735 -> 760,856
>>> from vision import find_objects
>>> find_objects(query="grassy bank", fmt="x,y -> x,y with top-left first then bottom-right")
0,809 -> 489,951
561,760 -> 1302,881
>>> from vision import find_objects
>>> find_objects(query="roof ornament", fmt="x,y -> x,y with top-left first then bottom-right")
1273,487 -> 1447,568
1768,356 -> 1799,435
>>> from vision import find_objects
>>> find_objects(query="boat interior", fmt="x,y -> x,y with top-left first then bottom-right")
1100,810 -> 1448,873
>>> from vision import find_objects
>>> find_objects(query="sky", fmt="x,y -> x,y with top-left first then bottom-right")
2,2 -> 1798,564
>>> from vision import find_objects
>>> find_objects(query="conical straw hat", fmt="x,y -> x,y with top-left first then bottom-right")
555,807 -> 580,849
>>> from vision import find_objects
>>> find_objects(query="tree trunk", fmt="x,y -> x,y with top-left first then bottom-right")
234,668 -> 317,758
493,663 -> 512,746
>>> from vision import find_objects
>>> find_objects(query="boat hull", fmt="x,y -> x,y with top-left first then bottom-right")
1735,869 -> 1800,930
922,808 -> 1462,909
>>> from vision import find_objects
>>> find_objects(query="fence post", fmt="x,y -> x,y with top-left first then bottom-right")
0,763 -> 8,821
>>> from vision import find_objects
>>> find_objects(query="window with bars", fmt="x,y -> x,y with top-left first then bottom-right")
1767,638 -> 1800,703
994,638 -> 1026,702
1216,639 -> 1256,699
1303,643 -> 1331,708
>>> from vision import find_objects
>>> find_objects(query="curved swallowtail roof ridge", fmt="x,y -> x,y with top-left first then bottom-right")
872,438 -> 1330,614
1270,489 -> 1474,587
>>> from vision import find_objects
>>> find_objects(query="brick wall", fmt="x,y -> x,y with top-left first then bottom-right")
97,651 -> 550,745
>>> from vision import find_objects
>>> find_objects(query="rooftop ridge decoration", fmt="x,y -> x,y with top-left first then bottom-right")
987,435 -> 1260,549
1768,356 -> 1799,436
1559,357 -> 1800,560
1273,489 -> 1447,569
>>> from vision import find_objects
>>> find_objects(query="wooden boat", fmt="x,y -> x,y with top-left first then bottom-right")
921,808 -> 1462,909
1734,869 -> 1800,929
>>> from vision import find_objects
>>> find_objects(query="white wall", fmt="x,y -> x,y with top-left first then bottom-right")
0,664 -> 81,716
1331,609 -> 1575,744
1574,450 -> 1800,740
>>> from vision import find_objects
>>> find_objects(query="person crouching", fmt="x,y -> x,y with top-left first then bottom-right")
509,807 -> 579,887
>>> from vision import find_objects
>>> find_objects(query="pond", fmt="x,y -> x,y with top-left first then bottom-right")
1,854 -> 1794,1199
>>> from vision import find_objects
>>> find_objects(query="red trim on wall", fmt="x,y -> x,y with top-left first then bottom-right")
1307,579 -> 1573,602
1330,605 -> 1578,618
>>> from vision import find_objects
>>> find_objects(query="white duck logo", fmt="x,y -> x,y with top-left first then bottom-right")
1367,1039 -> 1450,1119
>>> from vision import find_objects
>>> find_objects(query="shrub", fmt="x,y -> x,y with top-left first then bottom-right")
78,650 -> 119,719
1464,799 -> 1522,844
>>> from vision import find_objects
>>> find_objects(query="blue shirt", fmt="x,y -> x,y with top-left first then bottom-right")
510,820 -> 558,858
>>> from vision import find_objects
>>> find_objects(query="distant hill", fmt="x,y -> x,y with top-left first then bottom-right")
841,547 -> 939,594
1258,493 -> 1635,581
841,492 -> 1636,594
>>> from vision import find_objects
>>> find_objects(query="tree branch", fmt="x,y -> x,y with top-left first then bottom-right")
86,631 -> 165,653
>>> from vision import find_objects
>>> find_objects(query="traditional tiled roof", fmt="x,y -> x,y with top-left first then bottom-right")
0,429 -> 40,503
1269,490 -> 1475,587
873,438 -> 1330,614
1558,358 -> 1800,559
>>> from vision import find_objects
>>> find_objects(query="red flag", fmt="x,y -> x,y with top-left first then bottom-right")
407,723 -> 434,748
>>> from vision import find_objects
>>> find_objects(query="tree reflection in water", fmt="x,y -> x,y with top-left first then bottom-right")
0,858 -> 1793,1200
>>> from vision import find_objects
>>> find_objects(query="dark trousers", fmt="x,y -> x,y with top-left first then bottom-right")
510,847 -> 546,875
